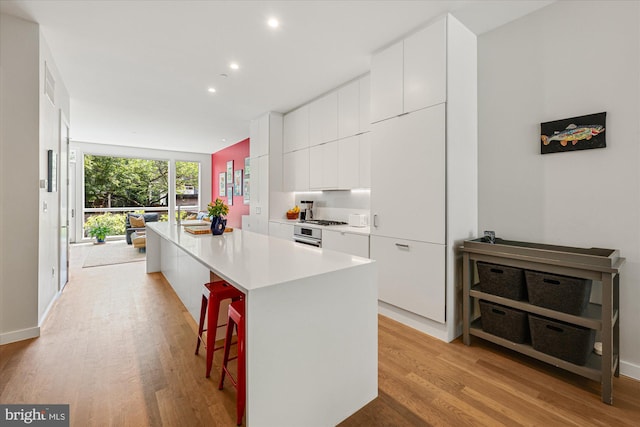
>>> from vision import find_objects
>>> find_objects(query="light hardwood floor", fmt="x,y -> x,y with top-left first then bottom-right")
1,243 -> 638,426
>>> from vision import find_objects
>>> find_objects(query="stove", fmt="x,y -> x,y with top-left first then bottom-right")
300,220 -> 348,226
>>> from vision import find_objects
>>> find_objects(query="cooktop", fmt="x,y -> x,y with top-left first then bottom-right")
300,220 -> 348,226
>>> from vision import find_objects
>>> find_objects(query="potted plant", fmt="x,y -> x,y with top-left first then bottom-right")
88,222 -> 111,243
207,198 -> 229,235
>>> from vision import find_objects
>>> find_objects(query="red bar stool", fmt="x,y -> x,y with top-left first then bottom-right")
218,299 -> 246,426
195,280 -> 244,378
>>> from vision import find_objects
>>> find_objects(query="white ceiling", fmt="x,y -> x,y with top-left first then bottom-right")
1,0 -> 553,154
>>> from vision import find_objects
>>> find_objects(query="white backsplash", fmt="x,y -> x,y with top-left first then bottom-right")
295,190 -> 370,224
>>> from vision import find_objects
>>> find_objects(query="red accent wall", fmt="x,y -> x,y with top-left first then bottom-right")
211,138 -> 250,228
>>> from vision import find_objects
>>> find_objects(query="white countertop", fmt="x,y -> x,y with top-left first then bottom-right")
269,218 -> 371,236
147,222 -> 373,292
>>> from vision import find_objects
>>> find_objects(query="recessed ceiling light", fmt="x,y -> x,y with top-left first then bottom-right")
208,87 -> 216,93
267,17 -> 279,28
230,62 -> 239,70
222,138 -> 227,142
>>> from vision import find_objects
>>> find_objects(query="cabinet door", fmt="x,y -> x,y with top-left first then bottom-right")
257,113 -> 270,157
359,74 -> 371,132
283,149 -> 309,191
370,104 -> 445,244
249,118 -> 260,158
269,222 -> 294,241
370,40 -> 403,123
309,145 -> 323,190
323,230 -> 369,258
309,92 -> 338,146
283,105 -> 309,153
370,235 -> 445,322
358,132 -> 371,188
338,135 -> 359,189
250,154 -> 261,204
258,155 -> 269,221
404,17 -> 447,113
338,80 -> 360,139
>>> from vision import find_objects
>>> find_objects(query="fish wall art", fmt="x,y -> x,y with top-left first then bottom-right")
540,112 -> 606,154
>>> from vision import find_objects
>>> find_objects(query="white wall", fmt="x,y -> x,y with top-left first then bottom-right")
478,1 -> 640,378
38,33 -> 70,323
70,141 -> 212,241
0,14 -> 70,343
0,14 -> 40,343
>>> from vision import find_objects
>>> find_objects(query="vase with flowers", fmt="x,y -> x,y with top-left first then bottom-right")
207,198 -> 229,235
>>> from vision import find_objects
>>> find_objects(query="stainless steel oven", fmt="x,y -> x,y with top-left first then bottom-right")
293,224 -> 322,247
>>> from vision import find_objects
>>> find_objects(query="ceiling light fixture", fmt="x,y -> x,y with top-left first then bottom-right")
267,17 -> 279,28
208,87 -> 216,93
230,62 -> 239,70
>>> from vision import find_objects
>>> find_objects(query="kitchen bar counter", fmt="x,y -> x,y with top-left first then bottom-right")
145,222 -> 378,426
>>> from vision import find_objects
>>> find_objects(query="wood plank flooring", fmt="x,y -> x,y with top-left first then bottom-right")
1,243 -> 639,426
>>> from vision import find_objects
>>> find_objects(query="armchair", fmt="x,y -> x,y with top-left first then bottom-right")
125,212 -> 159,244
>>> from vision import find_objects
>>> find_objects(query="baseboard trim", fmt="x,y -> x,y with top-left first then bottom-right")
620,360 -> 640,381
378,301 -> 450,342
0,326 -> 40,345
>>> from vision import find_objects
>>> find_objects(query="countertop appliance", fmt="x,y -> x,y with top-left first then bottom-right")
294,224 -> 322,247
301,200 -> 314,220
348,214 -> 367,227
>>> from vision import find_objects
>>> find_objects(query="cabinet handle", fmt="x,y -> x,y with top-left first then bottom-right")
373,214 -> 379,227
395,243 -> 409,249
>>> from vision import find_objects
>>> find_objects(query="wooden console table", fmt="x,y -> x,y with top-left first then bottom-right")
460,238 -> 625,404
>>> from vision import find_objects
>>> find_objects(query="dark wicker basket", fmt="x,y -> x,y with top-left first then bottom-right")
479,300 -> 529,343
525,270 -> 592,315
529,314 -> 595,365
477,262 -> 527,300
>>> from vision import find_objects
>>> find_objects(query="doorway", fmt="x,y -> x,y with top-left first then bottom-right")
59,111 -> 69,291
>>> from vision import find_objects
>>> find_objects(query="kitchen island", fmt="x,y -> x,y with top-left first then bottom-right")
145,222 -> 377,426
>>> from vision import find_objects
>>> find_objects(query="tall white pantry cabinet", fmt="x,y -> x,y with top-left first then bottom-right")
370,14 -> 478,342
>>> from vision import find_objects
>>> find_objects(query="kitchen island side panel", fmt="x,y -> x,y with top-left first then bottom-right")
246,263 -> 378,427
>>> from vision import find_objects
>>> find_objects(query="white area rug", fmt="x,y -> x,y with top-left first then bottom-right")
82,240 -> 145,268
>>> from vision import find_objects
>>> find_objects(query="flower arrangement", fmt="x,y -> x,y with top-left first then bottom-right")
207,198 -> 229,218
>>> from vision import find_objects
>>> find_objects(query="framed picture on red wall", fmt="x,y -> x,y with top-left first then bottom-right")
219,172 -> 226,197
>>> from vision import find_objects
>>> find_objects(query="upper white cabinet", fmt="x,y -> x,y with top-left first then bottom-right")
249,112 -> 283,235
338,80 -> 360,139
358,132 -> 371,188
370,41 -> 403,123
403,18 -> 446,113
309,92 -> 338,147
283,105 -> 309,153
309,141 -> 338,190
337,135 -> 360,189
359,74 -> 371,133
283,148 -> 309,192
370,16 -> 446,123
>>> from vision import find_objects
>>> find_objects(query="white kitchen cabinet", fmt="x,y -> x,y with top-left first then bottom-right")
249,113 -> 270,158
323,230 -> 369,258
371,104 -> 445,244
338,79 -> 360,139
337,135 -> 359,189
268,221 -> 294,241
309,141 -> 338,190
370,16 -> 446,123
283,148 -> 309,192
403,17 -> 446,113
371,236 -> 445,323
370,40 -> 403,123
283,105 -> 309,153
309,92 -> 338,147
249,112 -> 283,236
359,74 -> 371,133
358,132 -> 371,188
369,14 -> 477,341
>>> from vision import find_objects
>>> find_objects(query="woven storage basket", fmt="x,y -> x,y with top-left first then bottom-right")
479,300 -> 529,343
529,314 -> 595,365
477,262 -> 527,300
525,270 -> 592,315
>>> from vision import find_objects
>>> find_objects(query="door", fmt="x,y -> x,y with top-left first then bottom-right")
59,112 -> 70,291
